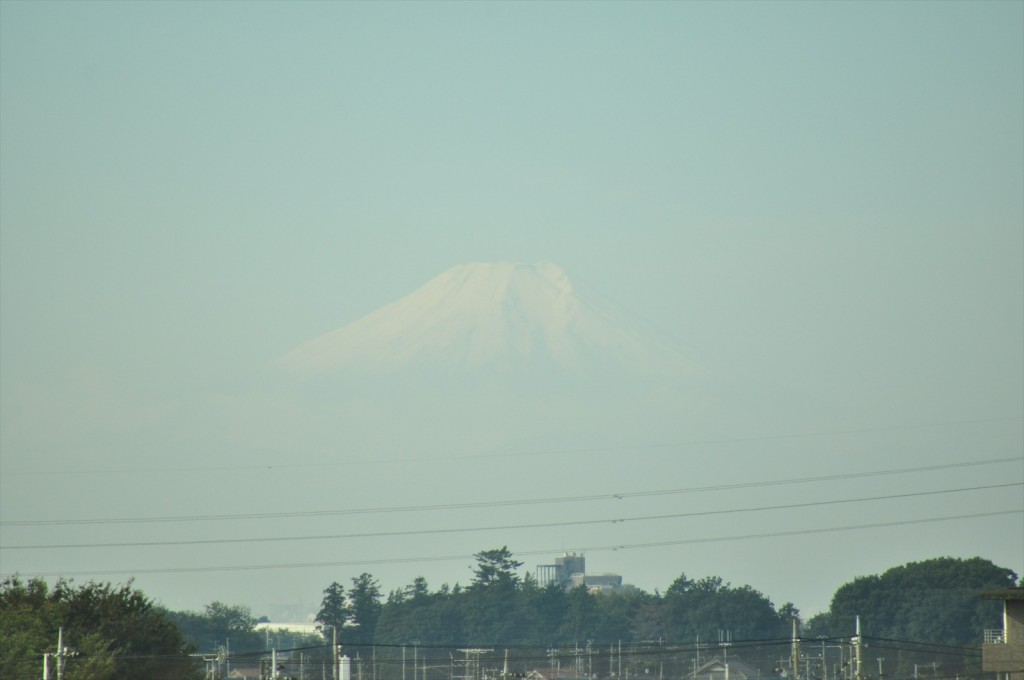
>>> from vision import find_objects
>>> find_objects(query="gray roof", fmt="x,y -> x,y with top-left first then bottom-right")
980,587 -> 1024,601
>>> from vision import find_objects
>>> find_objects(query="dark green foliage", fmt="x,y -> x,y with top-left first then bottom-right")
347,573 -> 384,646
348,548 -> 795,648
470,546 -> 523,589
312,575 -> 385,647
519,580 -> 569,644
823,556 -> 1017,646
164,601 -> 264,654
315,581 -> 351,635
463,549 -> 528,644
630,597 -> 670,642
662,573 -> 790,643
558,585 -> 599,641
802,611 -> 832,638
0,576 -> 199,680
324,552 -> 1016,680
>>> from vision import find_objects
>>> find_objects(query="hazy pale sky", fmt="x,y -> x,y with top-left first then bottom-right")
1,1 -> 1022,623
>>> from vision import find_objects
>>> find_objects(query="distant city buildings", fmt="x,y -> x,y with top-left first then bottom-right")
534,552 -> 637,594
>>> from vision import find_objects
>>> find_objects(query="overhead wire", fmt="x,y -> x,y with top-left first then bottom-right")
2,416 -> 1019,476
7,508 -> 1019,577
3,482 -> 1017,550
6,635 -> 988,669
3,456 -> 1018,527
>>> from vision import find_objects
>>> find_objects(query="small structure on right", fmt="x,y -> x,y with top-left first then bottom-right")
981,586 -> 1024,680
689,656 -> 763,680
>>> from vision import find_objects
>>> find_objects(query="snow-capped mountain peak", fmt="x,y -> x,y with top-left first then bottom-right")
280,261 -> 689,376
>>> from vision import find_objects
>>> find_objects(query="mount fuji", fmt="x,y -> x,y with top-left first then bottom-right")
246,261 -> 731,465
281,261 -> 692,378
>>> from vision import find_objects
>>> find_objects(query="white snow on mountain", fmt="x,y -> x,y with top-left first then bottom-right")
280,261 -> 691,376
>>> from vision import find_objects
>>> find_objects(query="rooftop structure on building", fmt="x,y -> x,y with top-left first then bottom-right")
534,552 -> 636,594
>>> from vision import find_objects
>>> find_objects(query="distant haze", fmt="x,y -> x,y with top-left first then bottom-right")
270,261 -> 712,466
1,1 -> 1020,624
281,261 -> 692,376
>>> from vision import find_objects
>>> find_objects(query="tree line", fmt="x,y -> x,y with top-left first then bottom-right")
314,548 -> 800,648
314,550 -> 1016,650
1,552 -> 1017,680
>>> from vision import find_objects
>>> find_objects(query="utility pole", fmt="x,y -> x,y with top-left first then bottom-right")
791,619 -> 800,680
853,617 -> 863,680
56,627 -> 63,680
333,627 -> 339,680
52,627 -> 76,680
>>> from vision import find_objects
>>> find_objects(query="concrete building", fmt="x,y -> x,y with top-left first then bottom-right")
534,552 -> 635,594
535,552 -> 587,590
981,587 -> 1024,680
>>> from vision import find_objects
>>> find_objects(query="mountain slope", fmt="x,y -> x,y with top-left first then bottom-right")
280,261 -> 691,377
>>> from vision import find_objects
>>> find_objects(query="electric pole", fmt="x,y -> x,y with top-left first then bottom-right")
332,626 -> 339,680
52,627 -> 76,680
853,617 -> 863,680
791,619 -> 800,680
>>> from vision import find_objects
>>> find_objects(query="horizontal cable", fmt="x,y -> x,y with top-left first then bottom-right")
3,416 -> 1019,476
2,456 -> 1018,527
3,482 -> 1017,550
5,508 -> 1019,577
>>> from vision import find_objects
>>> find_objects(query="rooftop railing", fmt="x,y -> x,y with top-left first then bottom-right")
984,629 -> 1005,644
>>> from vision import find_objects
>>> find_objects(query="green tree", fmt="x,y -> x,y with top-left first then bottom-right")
0,576 -> 199,680
463,547 -> 525,643
203,601 -> 257,632
802,611 -> 832,638
316,581 -> 351,636
347,573 -> 383,646
515,576 -> 566,644
406,576 -> 430,603
558,585 -> 598,641
165,601 -> 262,654
630,598 -> 669,643
470,546 -> 523,588
825,556 -> 1017,645
662,573 -> 784,642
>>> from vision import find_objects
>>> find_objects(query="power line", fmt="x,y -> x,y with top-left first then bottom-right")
3,416 -> 1019,476
3,456 -> 1017,527
4,482 -> 1017,550
4,635 -> 992,667
6,508 -> 1019,577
